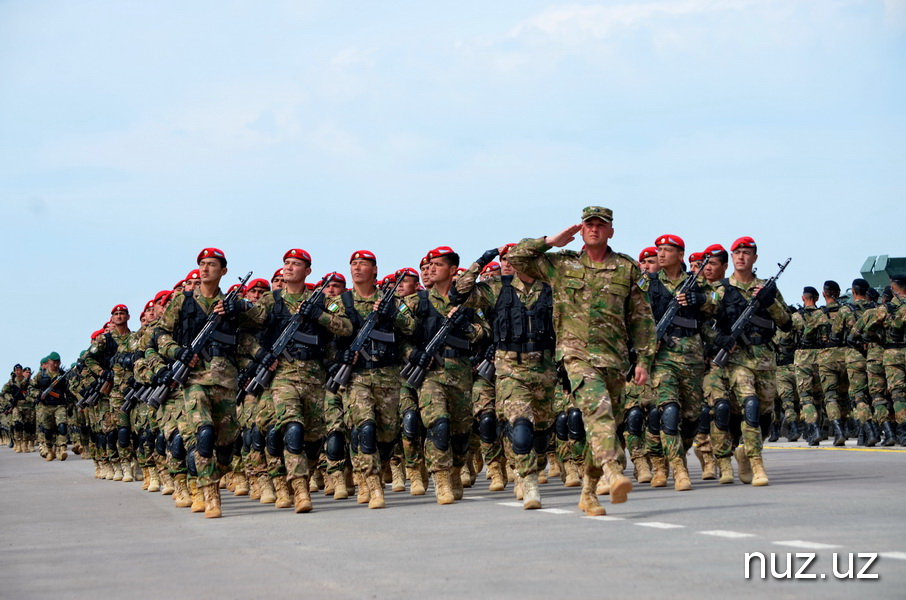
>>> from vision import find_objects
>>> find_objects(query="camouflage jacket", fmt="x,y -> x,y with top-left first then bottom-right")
507,237 -> 655,372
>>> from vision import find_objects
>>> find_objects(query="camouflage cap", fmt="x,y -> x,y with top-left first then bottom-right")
581,206 -> 613,223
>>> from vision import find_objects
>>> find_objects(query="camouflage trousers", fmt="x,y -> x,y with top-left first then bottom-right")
866,346 -> 890,423
39,404 -> 69,446
496,350 -> 556,477
774,364 -> 799,424
261,359 -> 327,483
818,350 -> 849,422
419,357 -> 473,473
622,380 -> 654,461
563,357 -> 625,469
650,348 -> 704,462
183,383 -> 239,487
347,366 -> 401,476
322,390 -> 347,475
553,384 -> 586,465
399,384 -> 423,470
472,375 -> 503,465
883,348 -> 906,425
725,364 -> 775,459
795,350 -> 823,425
103,393 -> 134,461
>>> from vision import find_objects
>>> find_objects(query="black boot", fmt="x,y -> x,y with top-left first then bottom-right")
898,423 -> 906,447
844,418 -> 858,439
808,423 -> 821,446
865,421 -> 880,447
767,422 -> 780,443
787,420 -> 801,442
881,421 -> 896,447
831,420 -> 846,447
857,422 -> 866,446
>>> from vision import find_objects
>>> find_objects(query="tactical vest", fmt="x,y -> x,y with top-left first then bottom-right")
176,291 -> 238,359
99,332 -> 119,370
820,304 -> 845,348
492,277 -> 555,353
717,279 -> 775,346
415,290 -> 472,357
796,307 -> 822,349
884,303 -> 906,347
775,331 -> 796,366
338,291 -> 398,368
648,272 -> 701,338
263,290 -> 327,360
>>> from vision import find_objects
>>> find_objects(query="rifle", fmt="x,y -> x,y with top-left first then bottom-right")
119,378 -> 146,413
325,276 -> 404,394
238,274 -> 330,403
654,258 -> 710,346
147,271 -> 252,408
400,297 -> 471,389
713,258 -> 792,368
475,343 -> 496,383
3,384 -> 27,415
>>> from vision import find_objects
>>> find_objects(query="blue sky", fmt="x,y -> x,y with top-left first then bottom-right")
1,0 -> 904,371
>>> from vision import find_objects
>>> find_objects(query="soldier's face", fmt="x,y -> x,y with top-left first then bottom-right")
173,284 -> 185,293
48,360 -> 61,372
732,249 -> 757,272
581,219 -> 613,247
272,277 -> 285,290
324,281 -> 345,297
111,310 -> 129,325
350,259 -> 378,285
199,258 -> 227,283
282,258 -> 311,284
481,267 -> 500,281
184,278 -> 199,292
500,257 -> 515,276
690,260 -> 703,272
703,257 -> 727,282
246,288 -> 266,303
396,275 -> 418,296
429,258 -> 455,285
420,264 -> 432,286
23,369 -> 31,378
656,245 -> 683,269
140,312 -> 150,326
13,366 -> 22,378
640,257 -> 660,273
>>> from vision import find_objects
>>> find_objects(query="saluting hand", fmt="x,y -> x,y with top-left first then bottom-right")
633,365 -> 649,386
544,224 -> 582,248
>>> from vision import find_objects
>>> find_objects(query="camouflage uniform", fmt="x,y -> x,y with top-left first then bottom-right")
773,327 -> 800,438
508,237 -> 655,482
840,299 -> 876,440
813,300 -> 850,425
2,375 -> 31,451
29,367 -> 72,458
84,329 -> 131,472
792,307 -> 824,436
864,297 -> 906,443
854,304 -> 894,438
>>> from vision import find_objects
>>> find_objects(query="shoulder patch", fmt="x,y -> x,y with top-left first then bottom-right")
476,309 -> 485,319
398,303 -> 409,314
327,302 -> 341,313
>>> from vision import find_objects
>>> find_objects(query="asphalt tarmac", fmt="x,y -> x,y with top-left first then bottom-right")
1,440 -> 903,600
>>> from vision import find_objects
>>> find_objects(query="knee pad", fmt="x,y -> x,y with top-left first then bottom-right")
155,433 -> 167,457
378,441 -> 395,462
215,443 -> 233,467
566,408 -> 585,442
250,425 -> 265,452
196,424 -> 215,459
533,426 -> 552,456
509,418 -> 534,455
135,430 -> 145,451
660,403 -> 680,436
106,430 -> 118,451
359,420 -> 377,455
325,431 -> 346,461
478,411 -> 498,444
427,418 -> 451,452
681,418 -> 698,442
242,429 -> 252,453
283,422 -> 304,455
647,406 -> 661,435
304,439 -> 322,462
168,432 -> 186,461
713,399 -> 731,431
401,410 -> 421,442
57,422 -> 68,437
625,406 -> 644,436
266,425 -> 283,457
350,427 -> 361,454
554,411 -> 568,441
186,447 -> 198,477
743,396 -> 760,428
451,431 -> 470,456
697,404 -> 712,434
97,432 -> 107,450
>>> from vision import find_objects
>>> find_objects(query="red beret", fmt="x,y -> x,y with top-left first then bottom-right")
350,250 -> 377,263
396,267 -> 419,280
499,243 -> 517,258
271,268 -> 284,282
185,269 -> 200,281
197,248 -> 226,265
638,247 -> 658,261
111,304 -> 129,315
731,236 -> 757,251
703,243 -> 726,255
455,267 -> 466,276
305,282 -> 316,290
482,262 -> 501,274
324,272 -> 346,284
246,278 -> 271,291
688,252 -> 704,263
284,249 -> 312,264
380,274 -> 397,286
420,256 -> 430,268
227,284 -> 246,296
427,246 -> 456,260
173,280 -> 186,289
153,290 -> 173,304
90,329 -> 105,340
654,234 -> 685,250
143,300 -> 155,312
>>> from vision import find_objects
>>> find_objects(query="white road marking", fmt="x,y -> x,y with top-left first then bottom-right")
698,530 -> 756,539
635,522 -> 685,529
539,508 -> 572,514
880,552 -> 906,560
582,516 -> 625,521
498,502 -> 524,508
772,540 -> 842,550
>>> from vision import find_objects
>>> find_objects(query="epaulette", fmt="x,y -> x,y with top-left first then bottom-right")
613,251 -> 638,266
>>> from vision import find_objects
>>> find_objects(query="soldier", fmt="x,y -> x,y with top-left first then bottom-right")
333,250 -> 417,509
854,286 -> 896,445
184,269 -> 201,292
30,352 -> 74,461
271,268 -> 285,291
2,365 -> 29,452
814,280 -> 851,446
711,237 -> 792,486
244,249 -> 352,514
842,278 -> 879,446
84,305 -> 132,480
794,287 -> 826,445
245,278 -> 271,304
456,243 -> 557,508
407,246 -> 489,504
772,312 -> 801,442
646,235 -> 714,491
508,207 -> 655,516
866,276 -> 906,445
320,271 -> 352,500
688,252 -> 705,272
419,255 -> 432,289
155,248 -> 263,518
